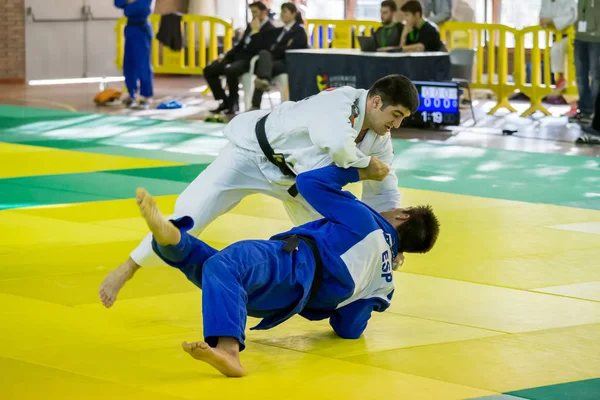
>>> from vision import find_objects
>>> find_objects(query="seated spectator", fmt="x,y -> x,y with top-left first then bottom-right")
203,1 -> 275,115
251,2 -> 308,110
399,0 -> 443,52
373,0 -> 404,52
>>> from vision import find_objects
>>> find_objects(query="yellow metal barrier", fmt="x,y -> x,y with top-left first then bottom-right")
439,22 -> 519,114
115,16 -> 576,118
305,19 -> 381,49
516,25 -> 577,116
440,22 -> 577,117
115,14 -> 233,75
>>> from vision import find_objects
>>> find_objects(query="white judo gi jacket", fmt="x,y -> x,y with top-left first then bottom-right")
130,87 -> 401,267
223,86 -> 401,212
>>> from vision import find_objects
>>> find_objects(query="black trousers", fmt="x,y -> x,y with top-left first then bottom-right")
593,87 -> 600,131
203,58 -> 250,105
252,50 -> 286,108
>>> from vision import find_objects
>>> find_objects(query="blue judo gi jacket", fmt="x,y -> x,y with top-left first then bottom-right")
114,0 -> 152,22
256,166 -> 400,339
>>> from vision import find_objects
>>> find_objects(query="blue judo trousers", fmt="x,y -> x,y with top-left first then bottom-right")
115,0 -> 154,99
152,166 -> 400,351
152,218 -> 316,351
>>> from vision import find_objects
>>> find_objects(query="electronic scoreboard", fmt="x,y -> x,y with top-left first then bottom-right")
402,80 -> 461,128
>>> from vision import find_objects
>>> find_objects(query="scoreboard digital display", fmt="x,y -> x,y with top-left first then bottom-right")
403,80 -> 461,127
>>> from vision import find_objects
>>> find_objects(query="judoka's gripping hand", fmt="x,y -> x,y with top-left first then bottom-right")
358,157 -> 389,181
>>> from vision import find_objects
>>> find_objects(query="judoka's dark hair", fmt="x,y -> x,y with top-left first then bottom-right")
400,0 -> 423,16
368,74 -> 420,114
381,0 -> 397,12
250,1 -> 268,12
281,3 -> 303,24
396,205 -> 440,253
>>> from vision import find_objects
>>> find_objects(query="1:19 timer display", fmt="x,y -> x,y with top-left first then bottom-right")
403,81 -> 461,127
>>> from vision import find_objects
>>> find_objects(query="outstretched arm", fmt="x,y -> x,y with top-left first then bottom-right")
295,159 -> 389,230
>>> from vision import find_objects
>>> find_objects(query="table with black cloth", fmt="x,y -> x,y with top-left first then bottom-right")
285,48 -> 451,101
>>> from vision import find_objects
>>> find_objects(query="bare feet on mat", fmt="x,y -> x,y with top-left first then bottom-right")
136,188 -> 180,246
99,258 -> 140,308
182,341 -> 244,377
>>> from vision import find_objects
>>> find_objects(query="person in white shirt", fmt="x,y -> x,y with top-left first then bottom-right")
98,74 -> 420,308
539,0 -> 578,92
420,0 -> 453,25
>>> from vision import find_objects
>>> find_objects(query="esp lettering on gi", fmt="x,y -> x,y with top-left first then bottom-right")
381,250 -> 392,282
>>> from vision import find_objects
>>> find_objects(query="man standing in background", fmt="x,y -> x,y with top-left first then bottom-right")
569,0 -> 600,124
115,0 -> 155,110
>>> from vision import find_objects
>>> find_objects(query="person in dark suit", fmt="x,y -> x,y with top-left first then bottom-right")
204,2 -> 275,114
251,2 -> 308,110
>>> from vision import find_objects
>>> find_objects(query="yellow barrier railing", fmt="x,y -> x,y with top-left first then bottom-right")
115,17 -> 576,117
115,14 -> 233,75
440,22 -> 577,117
305,19 -> 381,49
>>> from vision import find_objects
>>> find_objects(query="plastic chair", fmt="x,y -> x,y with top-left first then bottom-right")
265,73 -> 289,108
240,56 -> 260,111
240,55 -> 288,110
449,48 -> 476,123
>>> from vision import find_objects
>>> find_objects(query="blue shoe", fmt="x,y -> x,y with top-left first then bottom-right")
157,100 -> 184,109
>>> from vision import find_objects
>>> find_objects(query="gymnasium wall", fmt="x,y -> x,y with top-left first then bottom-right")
0,0 -> 25,82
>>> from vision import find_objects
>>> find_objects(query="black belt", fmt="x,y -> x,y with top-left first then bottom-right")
255,114 -> 299,197
127,20 -> 152,36
276,234 -> 323,304
127,20 -> 149,27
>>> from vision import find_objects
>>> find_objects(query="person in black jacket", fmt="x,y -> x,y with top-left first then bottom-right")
251,2 -> 308,110
204,1 -> 275,114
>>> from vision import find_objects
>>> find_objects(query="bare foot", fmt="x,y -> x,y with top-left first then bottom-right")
99,258 -> 140,308
136,188 -> 180,246
182,341 -> 244,377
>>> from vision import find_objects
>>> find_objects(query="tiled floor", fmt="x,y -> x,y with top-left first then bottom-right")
0,104 -> 599,399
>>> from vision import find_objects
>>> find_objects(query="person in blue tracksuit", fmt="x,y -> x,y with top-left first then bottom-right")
133,157 -> 440,377
115,0 -> 154,110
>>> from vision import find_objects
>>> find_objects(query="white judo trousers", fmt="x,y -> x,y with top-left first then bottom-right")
130,87 -> 401,267
130,143 -> 321,267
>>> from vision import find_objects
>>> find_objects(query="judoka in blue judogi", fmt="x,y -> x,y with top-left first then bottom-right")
134,157 -> 440,377
115,0 -> 154,109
